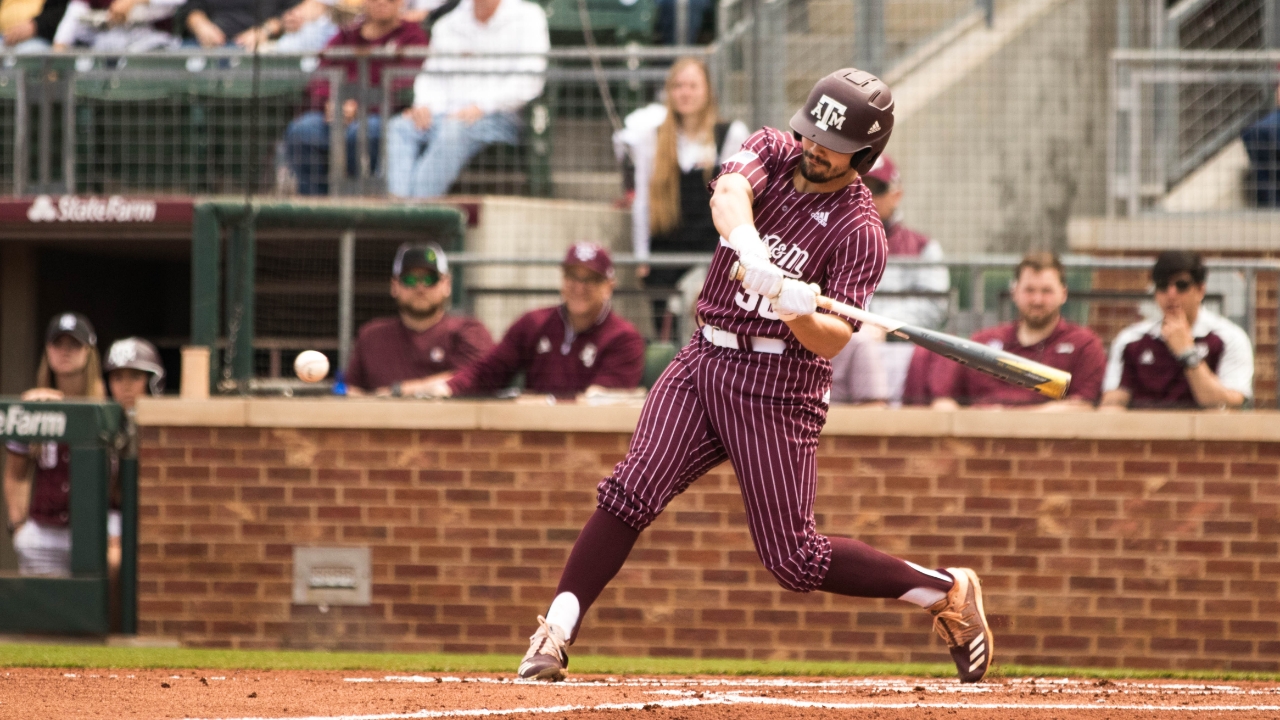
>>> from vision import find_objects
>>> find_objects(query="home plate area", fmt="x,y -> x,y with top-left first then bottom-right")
7,670 -> 1280,720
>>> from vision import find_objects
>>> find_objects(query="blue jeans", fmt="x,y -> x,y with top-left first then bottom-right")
385,110 -> 520,198
283,110 -> 382,196
1242,108 -> 1280,208
656,0 -> 712,44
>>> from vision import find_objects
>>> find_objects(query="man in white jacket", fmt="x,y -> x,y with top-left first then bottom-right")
386,0 -> 549,198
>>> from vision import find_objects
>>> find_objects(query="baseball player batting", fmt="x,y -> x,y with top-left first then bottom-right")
518,68 -> 994,683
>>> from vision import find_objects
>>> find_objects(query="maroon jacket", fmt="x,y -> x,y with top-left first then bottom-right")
936,319 -> 1106,406
345,314 -> 494,392
447,305 -> 645,398
307,20 -> 429,114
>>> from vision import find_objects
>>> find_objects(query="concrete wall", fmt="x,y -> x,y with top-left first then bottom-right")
135,400 -> 1280,670
890,0 -> 1113,254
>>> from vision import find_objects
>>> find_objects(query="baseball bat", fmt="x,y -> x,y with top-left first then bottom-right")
729,262 -> 1071,400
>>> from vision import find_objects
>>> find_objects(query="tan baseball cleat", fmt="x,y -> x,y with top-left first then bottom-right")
928,567 -> 994,683
517,616 -> 569,681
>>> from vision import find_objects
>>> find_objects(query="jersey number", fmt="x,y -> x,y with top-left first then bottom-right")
735,290 -> 780,320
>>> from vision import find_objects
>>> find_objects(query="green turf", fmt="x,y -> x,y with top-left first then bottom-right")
1,643 -> 1279,682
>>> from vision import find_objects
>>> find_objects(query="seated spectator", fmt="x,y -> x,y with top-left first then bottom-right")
900,345 -> 952,407
385,0 -> 549,198
1,0 -> 56,51
345,242 -> 494,396
182,0 -> 299,49
282,0 -> 427,195
1101,251 -> 1253,410
829,330 -> 888,406
1242,82 -> 1280,208
271,0 -> 343,52
51,0 -> 182,51
427,242 -> 645,398
932,252 -> 1105,409
613,57 -> 748,338
4,313 -> 112,578
863,155 -> 951,404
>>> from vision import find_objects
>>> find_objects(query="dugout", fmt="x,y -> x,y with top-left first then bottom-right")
0,197 -> 467,401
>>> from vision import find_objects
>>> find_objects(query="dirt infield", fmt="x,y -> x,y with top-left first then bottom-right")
3,668 -> 1280,719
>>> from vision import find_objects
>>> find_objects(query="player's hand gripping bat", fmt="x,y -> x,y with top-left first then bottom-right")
729,261 -> 1072,400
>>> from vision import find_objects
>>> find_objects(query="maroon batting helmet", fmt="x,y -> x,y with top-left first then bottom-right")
789,68 -> 894,175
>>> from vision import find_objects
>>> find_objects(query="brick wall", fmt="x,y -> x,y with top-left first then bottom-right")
139,424 -> 1280,671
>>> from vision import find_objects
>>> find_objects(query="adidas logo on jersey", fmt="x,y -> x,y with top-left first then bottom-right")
811,211 -> 829,227
867,120 -> 881,135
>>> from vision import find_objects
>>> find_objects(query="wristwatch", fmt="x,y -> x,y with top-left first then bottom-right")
1176,348 -> 1202,370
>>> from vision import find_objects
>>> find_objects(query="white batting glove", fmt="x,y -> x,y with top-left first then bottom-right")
772,279 -> 820,321
727,224 -> 771,258
739,253 -> 785,298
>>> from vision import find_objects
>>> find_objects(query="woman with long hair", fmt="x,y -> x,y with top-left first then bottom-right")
615,57 -> 749,338
4,313 -> 110,577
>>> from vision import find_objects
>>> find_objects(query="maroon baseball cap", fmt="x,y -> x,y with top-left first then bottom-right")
562,242 -> 614,279
863,153 -> 899,187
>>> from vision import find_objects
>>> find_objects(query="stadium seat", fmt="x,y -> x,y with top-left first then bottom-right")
539,0 -> 656,45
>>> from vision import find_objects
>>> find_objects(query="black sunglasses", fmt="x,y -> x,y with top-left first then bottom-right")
399,272 -> 440,288
1155,279 -> 1195,293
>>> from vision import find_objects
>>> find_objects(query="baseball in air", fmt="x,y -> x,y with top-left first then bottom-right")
294,350 -> 330,383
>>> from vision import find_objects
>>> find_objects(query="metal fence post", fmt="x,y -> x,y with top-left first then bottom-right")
13,73 -> 26,196
62,71 -> 75,193
855,0 -> 886,77
191,204 -> 222,392
676,0 -> 691,45
338,229 -> 356,372
328,72 -> 344,196
1266,0 -> 1280,48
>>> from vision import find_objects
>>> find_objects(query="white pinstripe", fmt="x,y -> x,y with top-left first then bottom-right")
596,126 -> 887,594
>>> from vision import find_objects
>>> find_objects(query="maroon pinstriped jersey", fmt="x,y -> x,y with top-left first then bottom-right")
701,127 -> 887,348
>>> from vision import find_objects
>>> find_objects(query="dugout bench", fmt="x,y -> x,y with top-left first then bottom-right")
0,399 -> 135,636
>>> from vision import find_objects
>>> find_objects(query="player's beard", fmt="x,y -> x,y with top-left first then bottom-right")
799,151 -> 852,184
1020,308 -> 1060,332
398,295 -> 444,322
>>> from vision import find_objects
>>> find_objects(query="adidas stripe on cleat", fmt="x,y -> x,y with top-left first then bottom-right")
928,567 -> 994,683
517,616 -> 569,681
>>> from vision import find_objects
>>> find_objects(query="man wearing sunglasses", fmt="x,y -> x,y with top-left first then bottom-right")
1101,251 -> 1253,410
345,243 -> 494,396
423,241 -> 645,398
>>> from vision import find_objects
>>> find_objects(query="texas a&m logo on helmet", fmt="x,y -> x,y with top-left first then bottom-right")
809,94 -> 847,132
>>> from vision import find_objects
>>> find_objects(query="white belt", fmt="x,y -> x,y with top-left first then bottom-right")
702,324 -> 786,354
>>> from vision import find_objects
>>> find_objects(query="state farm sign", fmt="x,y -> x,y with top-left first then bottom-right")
27,194 -> 158,223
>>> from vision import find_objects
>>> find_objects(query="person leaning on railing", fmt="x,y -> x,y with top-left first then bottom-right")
344,243 -> 494,397
3,313 -> 116,578
419,243 -> 646,399
282,0 -> 428,195
1100,251 -> 1254,411
929,252 -> 1105,411
612,57 -> 748,338
385,0 -> 548,199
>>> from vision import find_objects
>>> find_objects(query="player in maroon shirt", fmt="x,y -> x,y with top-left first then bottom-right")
517,69 -> 994,685
345,243 -> 494,396
932,252 -> 1106,408
426,242 -> 645,398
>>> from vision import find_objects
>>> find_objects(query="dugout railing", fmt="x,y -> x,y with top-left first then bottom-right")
0,399 -> 135,636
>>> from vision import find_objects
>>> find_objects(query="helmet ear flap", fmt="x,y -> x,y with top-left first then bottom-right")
792,129 -> 804,143
852,148 -> 880,175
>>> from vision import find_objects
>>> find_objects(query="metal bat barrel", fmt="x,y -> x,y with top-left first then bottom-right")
727,261 -> 1072,400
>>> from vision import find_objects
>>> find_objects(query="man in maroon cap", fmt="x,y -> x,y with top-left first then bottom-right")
859,154 -> 951,404
424,242 -> 645,398
345,243 -> 494,397
931,252 -> 1105,409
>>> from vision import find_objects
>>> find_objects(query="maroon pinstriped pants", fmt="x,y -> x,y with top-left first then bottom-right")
597,335 -> 834,592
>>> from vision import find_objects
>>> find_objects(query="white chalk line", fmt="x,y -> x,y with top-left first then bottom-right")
187,691 -> 1280,720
